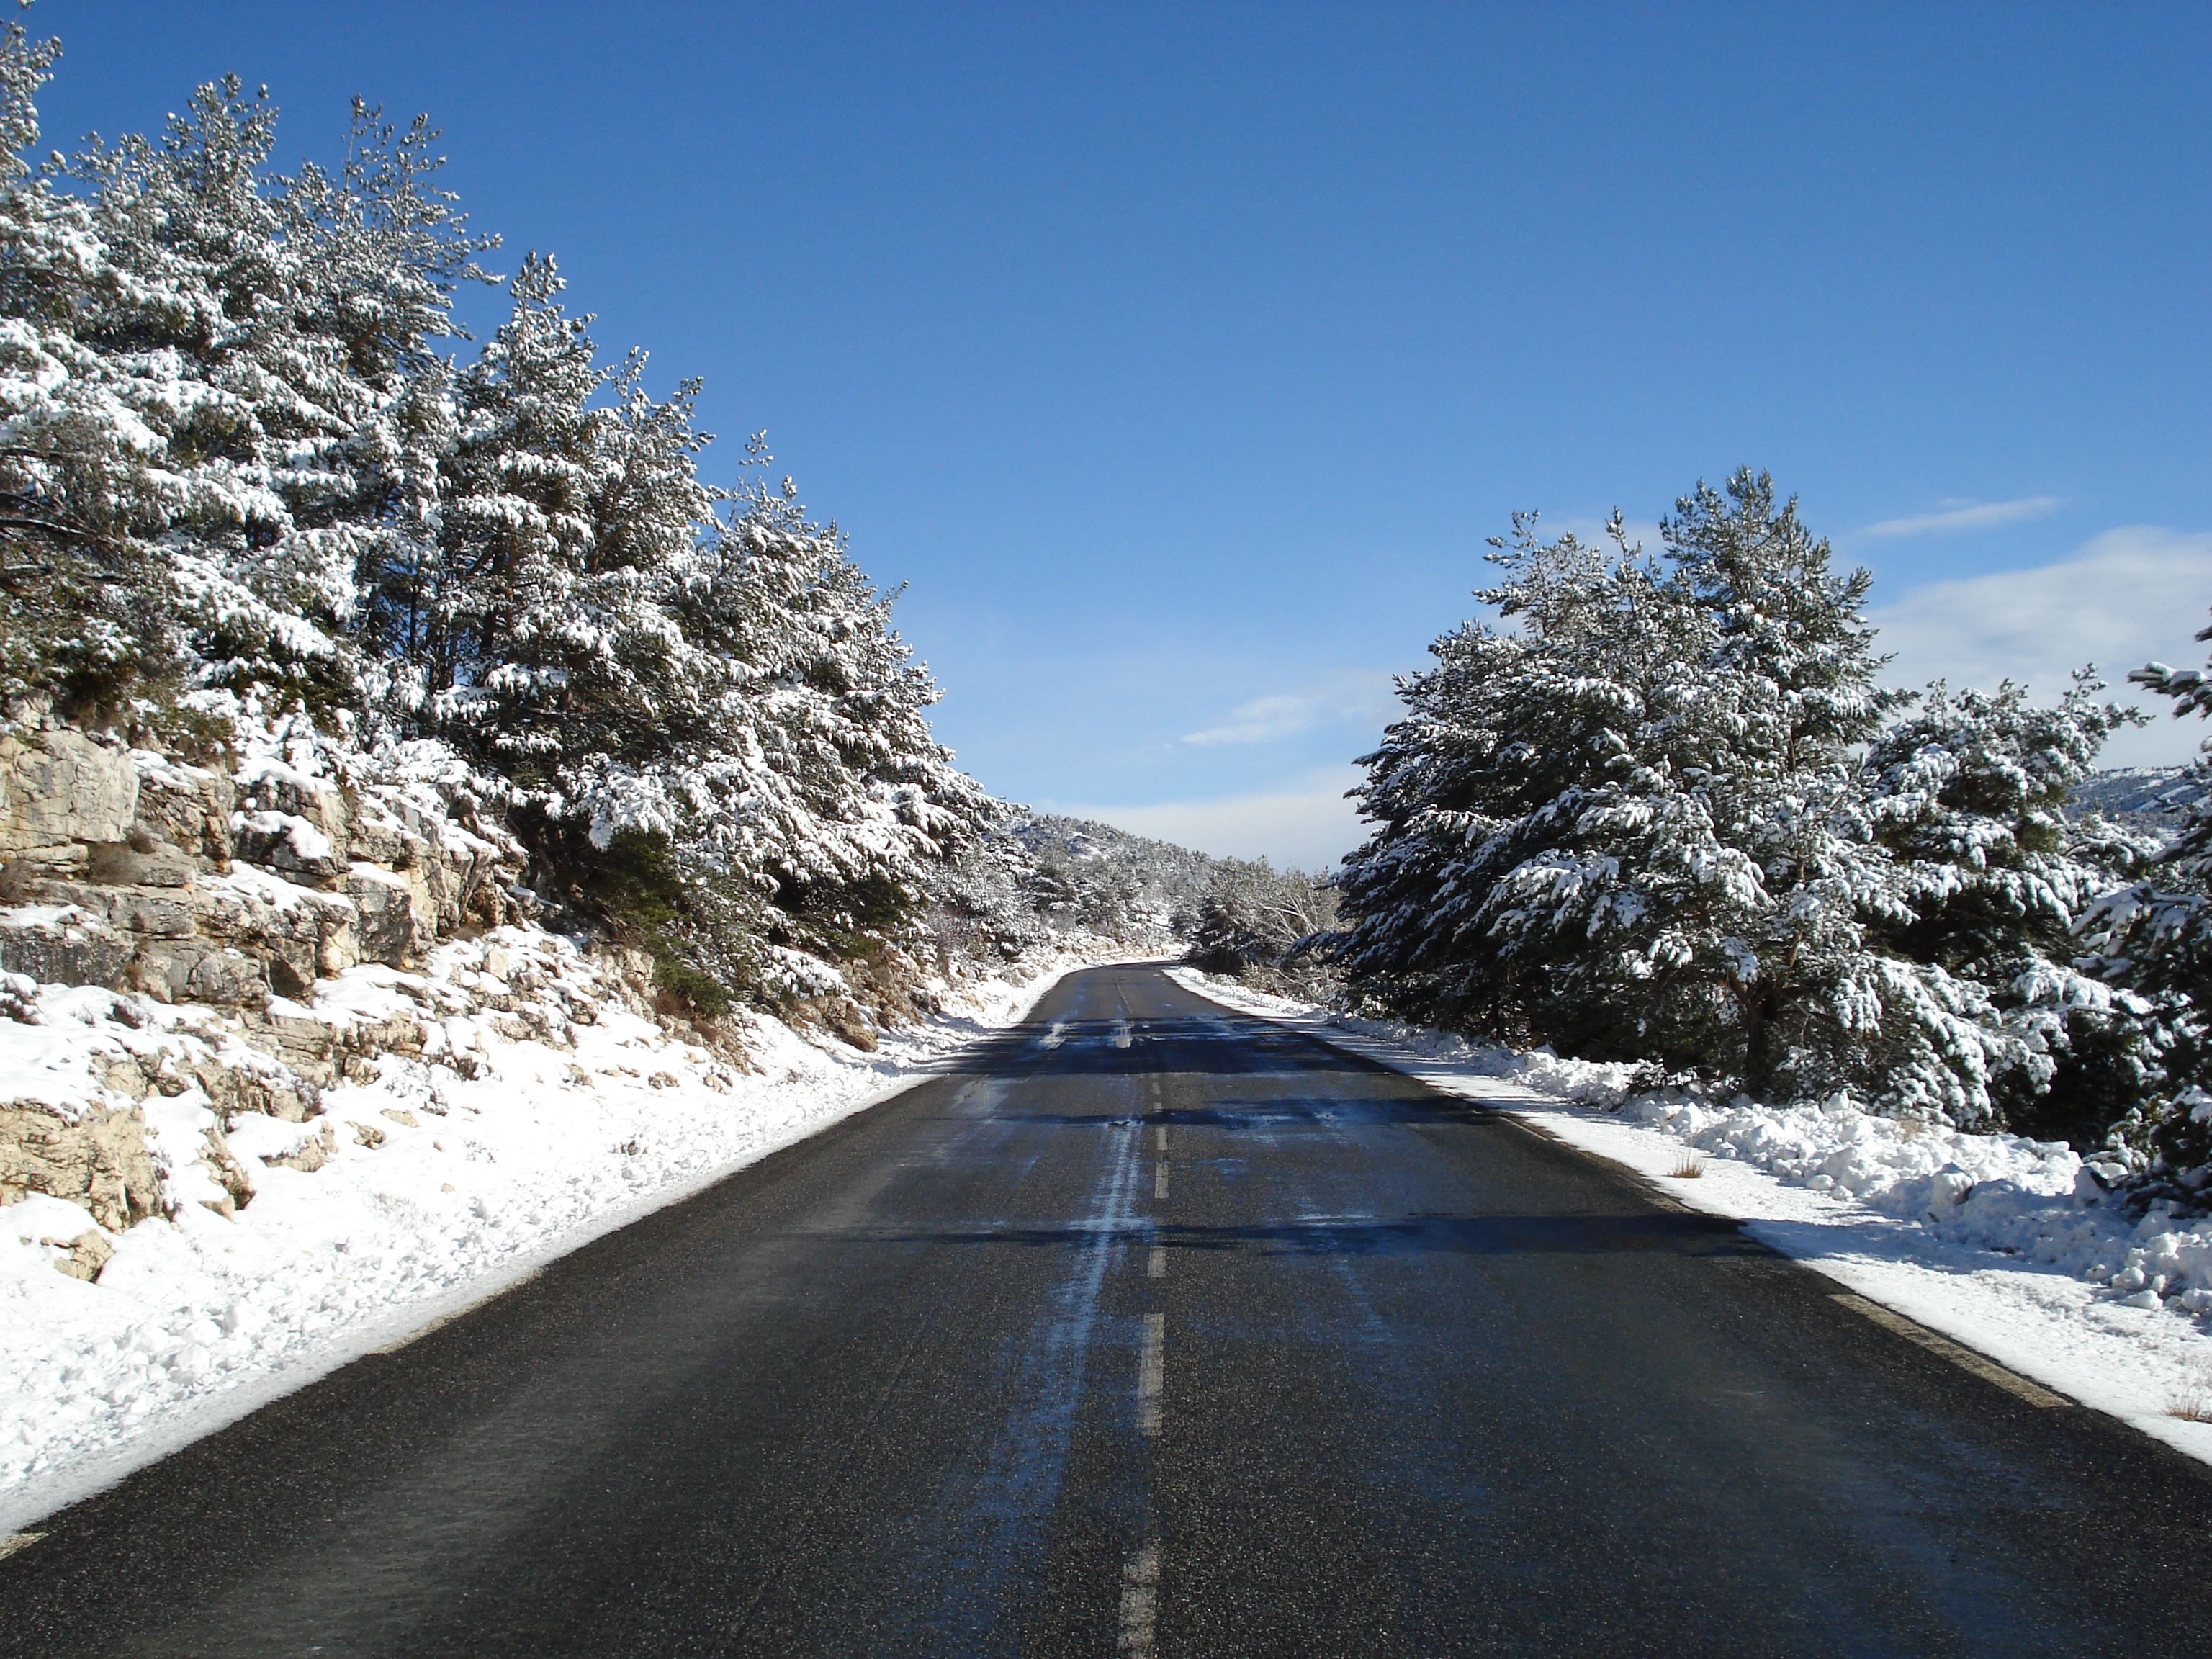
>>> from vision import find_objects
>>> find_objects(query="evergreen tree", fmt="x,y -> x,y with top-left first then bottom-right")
2068,613 -> 2212,1184
1335,471 -> 2031,1119
552,463 -> 1001,999
1866,676 -> 2157,1138
1187,857 -> 1339,990
66,75 -> 487,711
0,16 -> 181,717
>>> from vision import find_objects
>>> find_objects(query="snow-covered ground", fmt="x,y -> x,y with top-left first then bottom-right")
1,938 -> 1123,1536
1169,968 -> 2212,1467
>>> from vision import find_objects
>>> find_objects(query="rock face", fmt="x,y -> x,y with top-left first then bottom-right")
0,728 -> 140,858
0,725 -> 529,1010
1,715 -> 547,1273
0,1099 -> 163,1233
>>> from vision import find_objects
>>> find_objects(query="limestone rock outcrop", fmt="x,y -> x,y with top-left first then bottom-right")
1,721 -> 529,1011
1,714 -> 557,1273
0,1098 -> 163,1233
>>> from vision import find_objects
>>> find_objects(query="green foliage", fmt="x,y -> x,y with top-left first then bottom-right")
1333,470 -> 2148,1128
0,22 -> 1011,1021
566,827 -> 745,1020
1186,858 -> 1339,994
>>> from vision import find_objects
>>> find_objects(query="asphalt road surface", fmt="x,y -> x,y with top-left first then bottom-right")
2,963 -> 2208,1658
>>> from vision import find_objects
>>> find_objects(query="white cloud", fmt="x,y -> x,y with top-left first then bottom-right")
1180,670 -> 1396,746
1861,495 -> 2063,539
1868,525 -> 2212,768
1053,766 -> 1367,871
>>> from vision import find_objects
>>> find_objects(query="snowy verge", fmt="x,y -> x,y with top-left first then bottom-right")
1167,968 -> 2212,1467
1,941 -> 1125,1534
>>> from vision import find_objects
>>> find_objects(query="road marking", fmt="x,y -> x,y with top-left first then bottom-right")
1117,1539 -> 1159,1654
1148,1245 -> 1167,1280
375,1268 -> 545,1354
0,1532 -> 46,1562
1155,1126 -> 1168,1153
1111,1019 -> 1134,1049
1830,1294 -> 2068,1408
1138,1312 -> 1165,1437
1154,1163 -> 1169,1200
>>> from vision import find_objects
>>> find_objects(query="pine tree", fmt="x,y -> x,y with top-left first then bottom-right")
1866,675 -> 2156,1138
65,77 -> 485,711
1334,471 -> 2031,1119
1187,857 -> 1339,989
547,461 -> 1002,999
2096,611 -> 2212,1010
2066,611 -> 2212,1185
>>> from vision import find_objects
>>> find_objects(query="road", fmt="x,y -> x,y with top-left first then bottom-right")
0,963 -> 2206,1657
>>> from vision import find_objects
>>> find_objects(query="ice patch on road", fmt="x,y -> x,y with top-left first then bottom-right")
1169,968 -> 2212,1468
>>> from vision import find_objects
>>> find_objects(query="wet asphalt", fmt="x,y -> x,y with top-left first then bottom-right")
1,962 -> 2208,1658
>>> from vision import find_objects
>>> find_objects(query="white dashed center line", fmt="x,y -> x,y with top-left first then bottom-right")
1137,1312 -> 1165,1437
1117,1538 -> 1159,1654
1154,1163 -> 1169,1200
1148,1245 -> 1167,1280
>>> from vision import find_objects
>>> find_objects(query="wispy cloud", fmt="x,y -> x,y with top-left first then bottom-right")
1868,524 -> 2212,768
1180,671 -> 1395,746
1861,495 -> 2063,539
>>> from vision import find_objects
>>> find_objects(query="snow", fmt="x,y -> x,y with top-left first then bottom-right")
1168,968 -> 2212,1469
0,938 -> 1127,1535
231,809 -> 334,864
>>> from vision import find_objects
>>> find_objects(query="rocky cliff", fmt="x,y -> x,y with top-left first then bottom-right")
0,713 -> 634,1267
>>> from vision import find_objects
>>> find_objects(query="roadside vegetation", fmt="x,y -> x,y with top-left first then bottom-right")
1321,467 -> 2212,1208
0,19 -> 1227,1029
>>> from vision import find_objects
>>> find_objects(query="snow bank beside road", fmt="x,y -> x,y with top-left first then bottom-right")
1170,968 -> 2212,1467
1,942 -> 1112,1534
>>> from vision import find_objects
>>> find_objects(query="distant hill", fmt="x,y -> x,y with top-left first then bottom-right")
1016,814 -> 1224,932
2069,765 -> 2193,830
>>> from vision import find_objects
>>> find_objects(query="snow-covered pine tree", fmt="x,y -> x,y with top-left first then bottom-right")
1866,675 -> 2158,1140
695,473 -> 998,943
429,253 -> 698,765
2093,613 -> 2212,1008
1186,856 -> 1339,992
2068,612 -> 2212,1187
1335,470 -> 2028,1118
65,75 -> 487,714
1332,510 -> 1692,1039
0,16 -> 184,719
545,461 -> 1002,1005
922,827 -> 1054,967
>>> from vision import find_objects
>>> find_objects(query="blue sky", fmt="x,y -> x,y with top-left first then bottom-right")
31,1 -> 2212,866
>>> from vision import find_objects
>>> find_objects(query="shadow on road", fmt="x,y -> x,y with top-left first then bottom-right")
796,1212 -> 1771,1259
925,1017 -> 1390,1079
